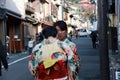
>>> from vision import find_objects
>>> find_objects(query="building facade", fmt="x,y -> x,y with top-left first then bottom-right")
5,0 -> 26,53
0,0 -> 72,53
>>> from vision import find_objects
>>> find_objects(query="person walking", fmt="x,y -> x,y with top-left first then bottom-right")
28,38 -> 35,55
0,39 -> 8,76
6,36 -> 10,58
28,26 -> 75,80
54,20 -> 80,80
90,31 -> 97,48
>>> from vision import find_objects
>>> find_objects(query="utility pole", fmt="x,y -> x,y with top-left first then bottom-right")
97,0 -> 110,80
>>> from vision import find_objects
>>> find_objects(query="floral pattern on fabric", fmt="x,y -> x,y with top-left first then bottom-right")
28,39 -> 75,80
64,39 -> 80,63
64,39 -> 80,80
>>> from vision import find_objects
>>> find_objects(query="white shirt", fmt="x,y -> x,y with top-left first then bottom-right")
28,40 -> 35,48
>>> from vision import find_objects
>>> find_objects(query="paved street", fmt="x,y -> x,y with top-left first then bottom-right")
72,36 -> 100,80
0,36 -> 100,80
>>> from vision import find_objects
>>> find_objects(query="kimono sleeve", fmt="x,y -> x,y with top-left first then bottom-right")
62,42 -> 75,72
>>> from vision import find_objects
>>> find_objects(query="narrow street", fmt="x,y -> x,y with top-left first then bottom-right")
0,0 -> 118,80
72,36 -> 100,80
0,36 -> 100,80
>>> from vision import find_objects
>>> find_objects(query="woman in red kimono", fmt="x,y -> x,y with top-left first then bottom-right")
29,26 -> 75,80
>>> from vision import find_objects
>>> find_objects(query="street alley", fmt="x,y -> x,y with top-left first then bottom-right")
0,36 -> 101,80
72,36 -> 100,80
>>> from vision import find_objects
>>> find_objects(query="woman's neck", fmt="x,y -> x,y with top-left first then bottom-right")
48,37 -> 57,42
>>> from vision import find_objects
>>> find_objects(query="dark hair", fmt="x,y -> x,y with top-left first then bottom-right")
42,26 -> 58,38
54,20 -> 67,31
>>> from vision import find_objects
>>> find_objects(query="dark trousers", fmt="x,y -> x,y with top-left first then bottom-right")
92,41 -> 96,48
0,56 -> 8,76
28,47 -> 33,54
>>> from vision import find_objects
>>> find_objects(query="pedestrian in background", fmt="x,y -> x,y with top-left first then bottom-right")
75,30 -> 78,39
0,39 -> 8,76
90,31 -> 97,48
6,36 -> 10,58
54,20 -> 80,80
69,31 -> 73,39
28,26 -> 75,80
35,33 -> 39,44
28,38 -> 35,55
68,31 -> 73,41
38,32 -> 44,43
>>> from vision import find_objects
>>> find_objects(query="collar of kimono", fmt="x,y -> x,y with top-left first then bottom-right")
44,37 -> 58,44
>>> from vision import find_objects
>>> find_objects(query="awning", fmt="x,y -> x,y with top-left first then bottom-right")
6,11 -> 26,21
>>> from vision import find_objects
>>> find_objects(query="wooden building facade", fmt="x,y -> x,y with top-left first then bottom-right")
6,11 -> 25,53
